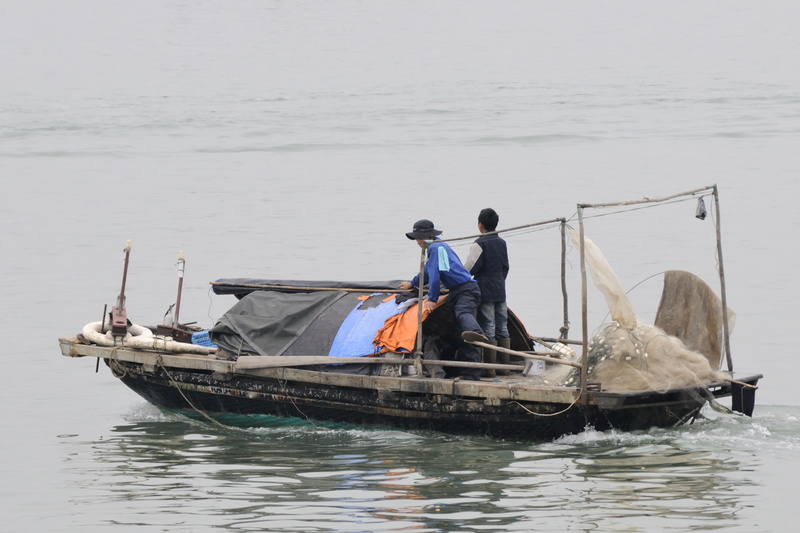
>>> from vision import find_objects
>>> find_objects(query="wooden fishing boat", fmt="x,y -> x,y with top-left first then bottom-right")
58,186 -> 761,441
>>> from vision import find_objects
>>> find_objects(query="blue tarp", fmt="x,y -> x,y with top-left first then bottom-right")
328,294 -> 413,357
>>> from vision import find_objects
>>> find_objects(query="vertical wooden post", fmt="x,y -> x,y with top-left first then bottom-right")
577,206 -> 589,402
174,250 -> 185,328
560,219 -> 569,339
713,185 -> 734,372
110,240 -> 131,338
414,243 -> 427,358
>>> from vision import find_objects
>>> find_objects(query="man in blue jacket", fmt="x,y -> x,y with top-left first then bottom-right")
399,219 -> 488,381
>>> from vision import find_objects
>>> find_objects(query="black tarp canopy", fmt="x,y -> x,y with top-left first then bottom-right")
209,279 -> 409,364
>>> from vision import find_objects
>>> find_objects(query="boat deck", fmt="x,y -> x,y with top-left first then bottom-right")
59,336 -> 761,409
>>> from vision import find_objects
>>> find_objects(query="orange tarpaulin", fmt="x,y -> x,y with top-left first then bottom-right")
372,296 -> 447,354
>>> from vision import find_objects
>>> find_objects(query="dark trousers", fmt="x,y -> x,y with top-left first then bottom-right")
449,282 -> 484,377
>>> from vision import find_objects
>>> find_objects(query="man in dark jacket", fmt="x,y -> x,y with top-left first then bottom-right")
464,208 -> 510,376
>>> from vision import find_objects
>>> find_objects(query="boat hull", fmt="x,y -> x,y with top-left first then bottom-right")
114,360 -> 710,441
60,338 -> 760,441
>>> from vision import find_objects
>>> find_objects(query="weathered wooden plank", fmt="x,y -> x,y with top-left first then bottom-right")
262,366 -> 577,403
59,337 -> 234,373
60,337 -> 579,404
235,355 -> 384,369
234,354 -> 520,371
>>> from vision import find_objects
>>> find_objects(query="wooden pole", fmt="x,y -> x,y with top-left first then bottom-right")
534,336 -> 583,346
560,220 -> 569,339
414,242 -> 427,359
464,339 -> 582,368
173,251 -> 185,328
579,185 -> 714,209
713,185 -> 734,372
577,205 -> 589,402
726,377 -> 757,389
110,240 -> 131,337
437,217 -> 565,244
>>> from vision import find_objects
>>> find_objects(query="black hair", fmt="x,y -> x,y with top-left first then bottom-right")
478,208 -> 499,231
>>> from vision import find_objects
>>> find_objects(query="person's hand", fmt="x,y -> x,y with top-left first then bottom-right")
399,281 -> 412,290
422,299 -> 437,313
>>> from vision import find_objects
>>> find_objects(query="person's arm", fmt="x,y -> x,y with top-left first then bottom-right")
399,265 -> 427,290
425,246 -> 441,302
463,242 -> 482,273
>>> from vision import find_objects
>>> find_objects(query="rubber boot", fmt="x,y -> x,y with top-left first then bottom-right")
482,340 -> 497,378
496,337 -> 511,375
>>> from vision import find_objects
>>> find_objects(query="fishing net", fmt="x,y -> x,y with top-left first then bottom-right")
561,321 -> 726,391
654,270 -> 735,371
555,230 -> 728,392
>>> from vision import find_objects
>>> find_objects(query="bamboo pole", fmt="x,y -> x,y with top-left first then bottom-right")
437,217 -> 565,244
173,251 -> 185,328
534,336 -> 583,346
726,378 -> 757,389
577,205 -> 589,402
713,185 -> 734,372
414,243 -> 427,363
560,220 -> 569,339
464,339 -> 582,369
578,185 -> 715,209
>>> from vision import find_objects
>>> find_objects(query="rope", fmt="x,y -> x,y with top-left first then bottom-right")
699,387 -> 741,417
107,349 -> 226,426
108,346 -> 127,378
511,394 -> 580,417
155,358 -> 235,431
278,370 -> 317,427
206,285 -> 217,328
109,359 -> 127,379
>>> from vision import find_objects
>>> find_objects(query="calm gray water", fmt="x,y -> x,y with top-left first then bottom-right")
2,1 -> 799,531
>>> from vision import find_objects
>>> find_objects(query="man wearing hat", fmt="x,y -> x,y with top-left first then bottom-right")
399,219 -> 489,381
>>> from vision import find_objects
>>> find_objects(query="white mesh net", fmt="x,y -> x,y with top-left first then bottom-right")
562,321 -> 726,391
556,230 -> 727,392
